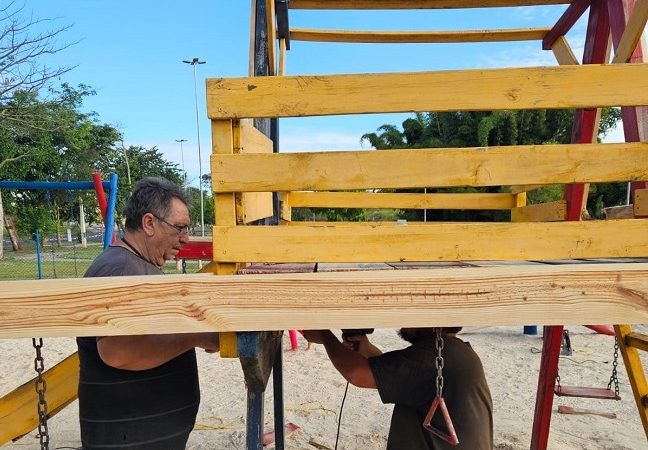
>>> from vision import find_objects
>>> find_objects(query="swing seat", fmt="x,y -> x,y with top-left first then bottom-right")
554,385 -> 620,400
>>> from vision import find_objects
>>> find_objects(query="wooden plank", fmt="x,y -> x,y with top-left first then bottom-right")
0,353 -> 79,444
626,332 -> 648,352
288,0 -> 571,9
635,189 -> 648,217
265,0 -> 276,75
511,200 -> 567,222
211,143 -> 648,192
212,220 -> 648,263
206,64 -> 648,119
602,204 -> 634,219
289,27 -> 550,43
238,121 -> 274,224
615,324 -> 648,439
551,36 -> 580,65
0,263 -> 646,337
611,0 -> 648,63
285,191 -> 516,210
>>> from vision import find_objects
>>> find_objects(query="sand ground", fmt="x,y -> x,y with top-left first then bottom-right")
1,326 -> 647,449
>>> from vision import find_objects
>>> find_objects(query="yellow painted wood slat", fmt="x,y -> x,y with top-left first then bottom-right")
285,191 -> 517,210
288,0 -> 571,9
0,353 -> 79,445
289,27 -> 550,43
206,64 -> 648,119
510,184 -> 548,194
551,35 -> 579,65
265,0 -> 277,75
237,121 -> 274,224
0,264 -> 646,337
212,219 -> 648,263
510,200 -> 567,222
611,0 -> 648,64
614,324 -> 648,440
211,143 -> 648,192
635,188 -> 648,217
626,332 -> 648,352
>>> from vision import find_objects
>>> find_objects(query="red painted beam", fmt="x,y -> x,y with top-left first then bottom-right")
177,239 -> 213,259
543,0 -> 593,50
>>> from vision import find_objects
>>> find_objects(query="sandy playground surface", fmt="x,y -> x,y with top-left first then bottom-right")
1,326 -> 647,449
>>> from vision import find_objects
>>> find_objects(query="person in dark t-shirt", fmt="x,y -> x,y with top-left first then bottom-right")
77,177 -> 220,450
303,327 -> 493,450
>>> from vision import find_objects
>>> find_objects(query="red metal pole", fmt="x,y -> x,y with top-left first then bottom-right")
92,171 -> 108,221
531,1 -> 611,448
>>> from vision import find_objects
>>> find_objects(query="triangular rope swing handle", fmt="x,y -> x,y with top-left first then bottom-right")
422,395 -> 459,445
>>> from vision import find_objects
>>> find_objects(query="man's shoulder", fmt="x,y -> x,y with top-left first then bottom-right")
85,247 -> 159,277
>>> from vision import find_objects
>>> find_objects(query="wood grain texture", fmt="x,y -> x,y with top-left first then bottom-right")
611,0 -> 648,63
237,121 -> 274,223
212,220 -> 648,263
288,0 -> 571,9
511,200 -> 567,222
635,188 -> 648,217
210,143 -> 648,192
206,64 -> 648,118
0,264 -> 646,338
289,27 -> 550,43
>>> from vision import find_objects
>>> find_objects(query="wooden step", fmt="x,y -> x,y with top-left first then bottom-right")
555,386 -> 620,400
626,332 -> 648,352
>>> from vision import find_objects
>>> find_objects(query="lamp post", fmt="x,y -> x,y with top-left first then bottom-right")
175,139 -> 188,189
182,57 -> 206,237
120,139 -> 131,187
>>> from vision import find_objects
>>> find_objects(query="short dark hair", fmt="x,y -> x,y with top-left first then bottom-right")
123,177 -> 189,231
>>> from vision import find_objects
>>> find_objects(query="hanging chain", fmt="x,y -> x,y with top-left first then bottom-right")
182,258 -> 187,274
607,335 -> 620,397
32,338 -> 50,450
435,328 -> 445,398
555,372 -> 561,391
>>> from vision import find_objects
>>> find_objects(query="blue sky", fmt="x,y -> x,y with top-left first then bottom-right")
28,1 -> 640,186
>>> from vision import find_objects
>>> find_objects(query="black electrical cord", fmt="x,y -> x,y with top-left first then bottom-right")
335,380 -> 351,450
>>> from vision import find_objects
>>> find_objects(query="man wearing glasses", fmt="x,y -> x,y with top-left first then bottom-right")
76,177 -> 219,450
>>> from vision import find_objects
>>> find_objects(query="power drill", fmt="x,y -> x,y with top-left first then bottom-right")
341,328 -> 374,351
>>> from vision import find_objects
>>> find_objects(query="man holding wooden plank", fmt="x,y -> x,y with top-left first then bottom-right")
304,327 -> 493,449
76,177 -> 220,450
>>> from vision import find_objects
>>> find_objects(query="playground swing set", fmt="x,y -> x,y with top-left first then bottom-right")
1,1 -> 648,449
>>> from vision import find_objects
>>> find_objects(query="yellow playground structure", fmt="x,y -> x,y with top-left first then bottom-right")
1,1 -> 648,449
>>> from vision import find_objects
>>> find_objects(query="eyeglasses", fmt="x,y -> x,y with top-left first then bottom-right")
153,214 -> 189,235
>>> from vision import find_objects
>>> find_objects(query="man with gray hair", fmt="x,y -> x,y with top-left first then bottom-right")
77,177 -> 219,450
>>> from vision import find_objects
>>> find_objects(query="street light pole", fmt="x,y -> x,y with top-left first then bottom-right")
120,139 -> 131,186
175,138 -> 188,190
182,57 -> 206,237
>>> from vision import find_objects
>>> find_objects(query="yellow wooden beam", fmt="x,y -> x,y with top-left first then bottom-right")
0,353 -> 79,445
0,264 -> 646,337
289,27 -> 550,43
265,0 -> 277,75
510,200 -> 567,222
288,0 -> 571,9
285,191 -> 517,210
635,188 -> 648,217
626,332 -> 648,352
212,219 -> 648,263
551,35 -> 579,65
510,184 -> 548,194
206,64 -> 648,119
611,0 -> 648,64
211,143 -> 648,192
614,324 -> 648,440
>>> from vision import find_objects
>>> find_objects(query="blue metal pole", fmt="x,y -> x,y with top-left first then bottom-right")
35,229 -> 43,280
0,181 -> 110,191
246,391 -> 264,450
103,173 -> 119,249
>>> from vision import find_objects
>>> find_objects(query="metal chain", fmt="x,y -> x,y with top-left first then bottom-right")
555,373 -> 561,391
607,335 -> 620,397
182,258 -> 187,274
434,328 -> 445,398
32,338 -> 50,450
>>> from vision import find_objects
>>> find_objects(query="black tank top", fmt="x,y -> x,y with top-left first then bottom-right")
77,246 -> 200,449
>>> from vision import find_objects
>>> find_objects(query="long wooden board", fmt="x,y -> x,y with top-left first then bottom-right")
0,264 -> 646,337
288,0 -> 571,9
212,220 -> 648,263
211,143 -> 648,192
285,191 -> 517,210
289,27 -> 550,43
206,64 -> 648,118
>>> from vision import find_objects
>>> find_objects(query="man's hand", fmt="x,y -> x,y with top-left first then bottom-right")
302,329 -> 332,344
343,334 -> 383,358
